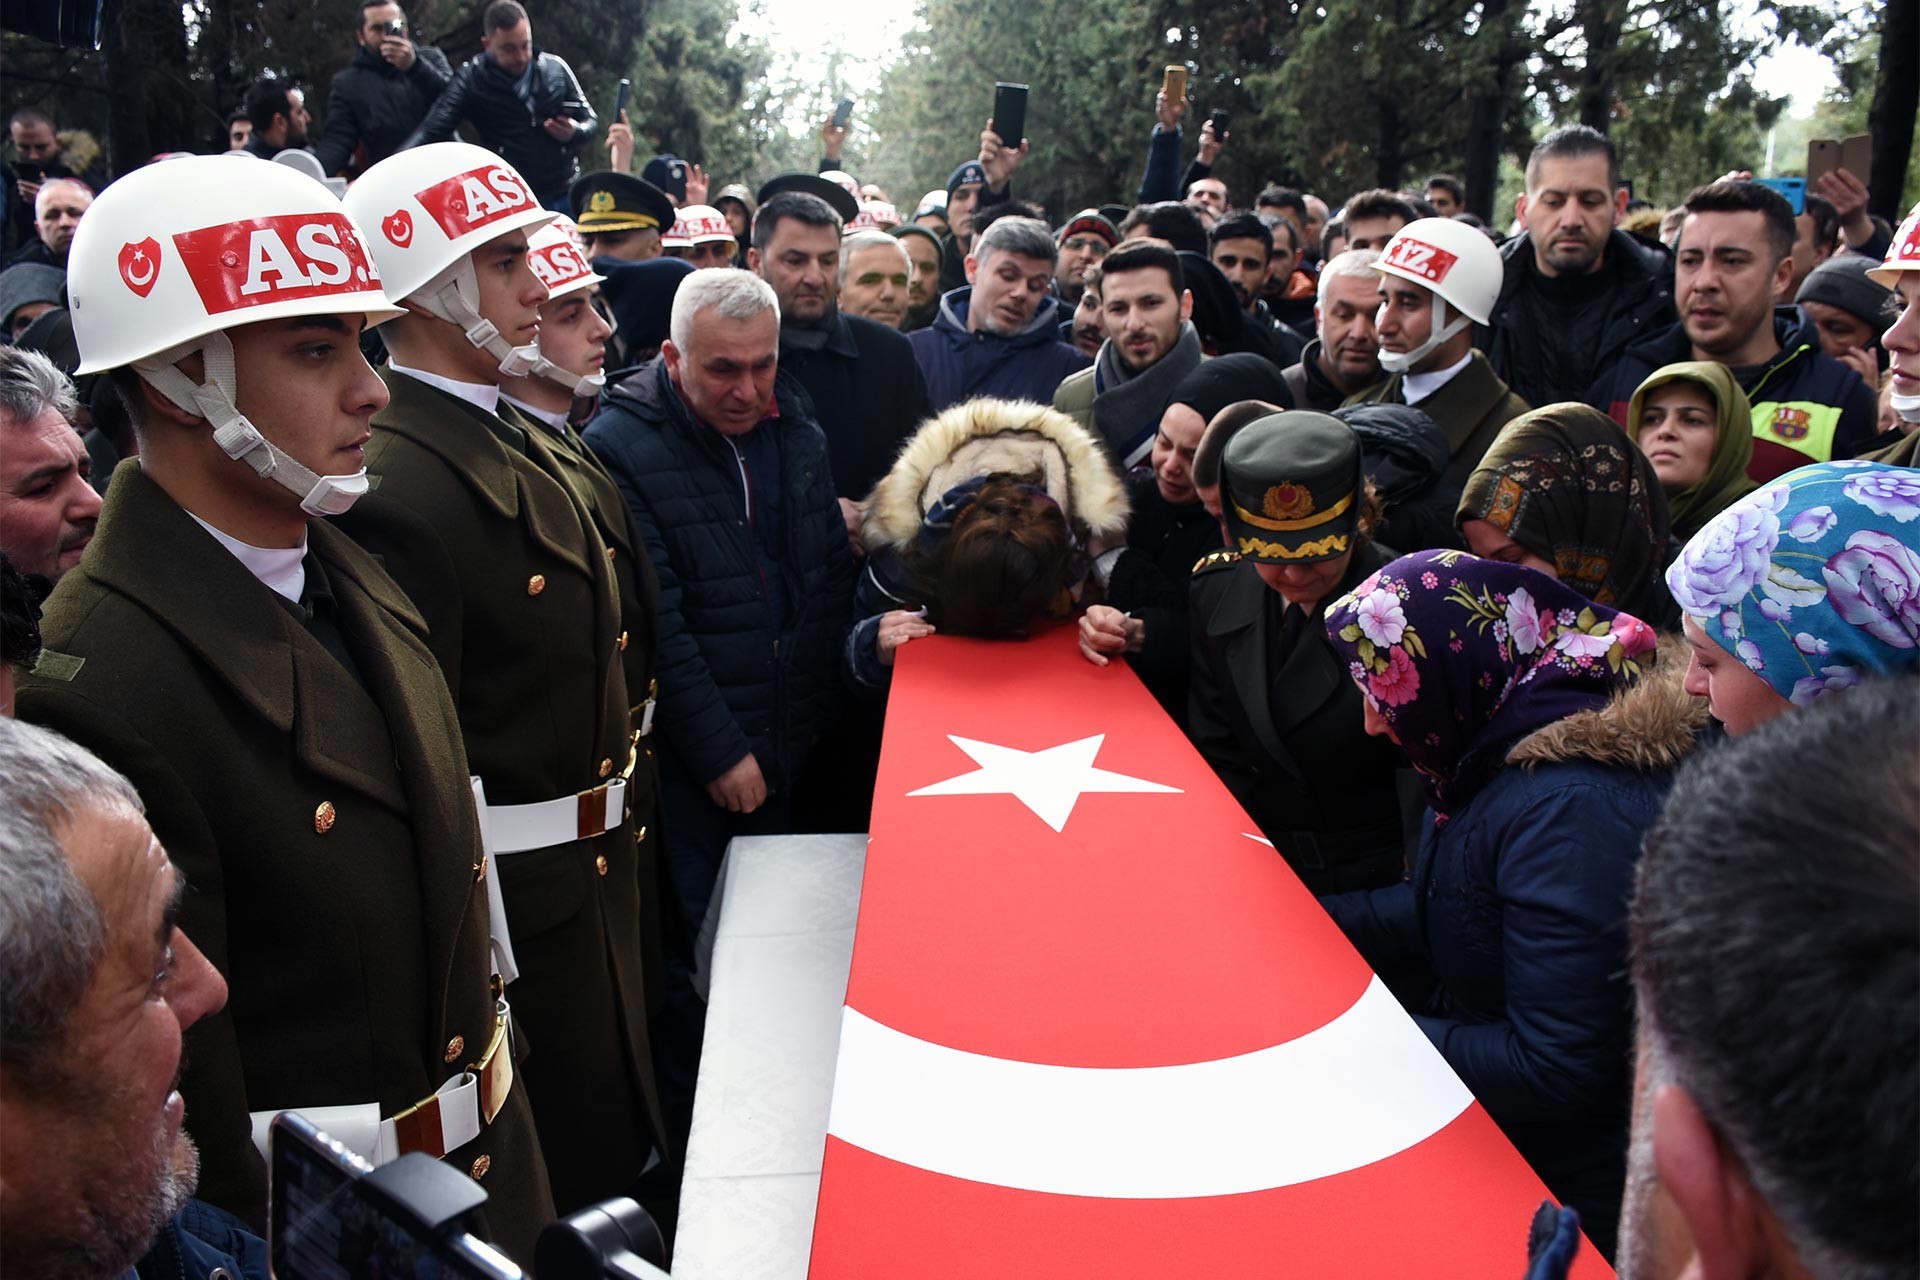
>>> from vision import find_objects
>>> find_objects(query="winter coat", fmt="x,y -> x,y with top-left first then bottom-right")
583,359 -> 855,791
778,309 -> 935,498
1103,467 -> 1224,725
1282,340 -> 1357,414
1347,350 -> 1531,492
1480,229 -> 1676,410
1337,401 -> 1463,552
908,287 -> 1090,411
313,42 -> 453,175
1587,305 -> 1880,483
404,48 -> 598,199
847,398 -> 1128,689
128,1201 -> 269,1280
1321,653 -> 1707,1259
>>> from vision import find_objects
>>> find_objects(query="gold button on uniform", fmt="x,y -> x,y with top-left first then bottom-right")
617,630 -> 629,651
605,546 -> 616,562
634,825 -> 648,843
595,854 -> 609,876
470,1154 -> 491,1180
444,1035 -> 465,1064
598,757 -> 613,778
526,574 -> 546,596
314,801 -> 337,834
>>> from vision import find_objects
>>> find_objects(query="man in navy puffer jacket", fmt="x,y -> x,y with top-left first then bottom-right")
585,270 -> 856,931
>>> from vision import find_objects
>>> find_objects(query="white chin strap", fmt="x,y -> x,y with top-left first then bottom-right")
535,348 -> 605,397
417,256 -> 556,383
1892,391 -> 1920,424
134,333 -> 369,517
1377,296 -> 1473,375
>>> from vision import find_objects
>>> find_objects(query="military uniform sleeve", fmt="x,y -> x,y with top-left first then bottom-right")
1183,569 -> 1251,784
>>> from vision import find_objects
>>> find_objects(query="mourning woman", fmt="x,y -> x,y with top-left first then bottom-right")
847,397 -> 1128,688
1187,410 -> 1406,894
1458,402 -> 1677,628
1320,549 -> 1702,1260
1625,361 -> 1756,544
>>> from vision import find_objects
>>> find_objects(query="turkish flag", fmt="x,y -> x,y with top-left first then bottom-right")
808,627 -> 1614,1277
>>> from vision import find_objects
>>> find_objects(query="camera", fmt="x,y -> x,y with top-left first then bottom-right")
269,1113 -> 670,1280
381,18 -> 405,36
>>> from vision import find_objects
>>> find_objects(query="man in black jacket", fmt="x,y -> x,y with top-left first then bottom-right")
402,0 -> 597,210
312,2 -> 451,176
1479,125 -> 1676,409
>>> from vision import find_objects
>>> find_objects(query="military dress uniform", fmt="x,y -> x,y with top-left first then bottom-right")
339,368 -> 668,1215
1185,412 -> 1408,895
18,466 -> 555,1258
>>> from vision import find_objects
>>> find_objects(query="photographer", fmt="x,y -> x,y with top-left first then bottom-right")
312,1 -> 452,177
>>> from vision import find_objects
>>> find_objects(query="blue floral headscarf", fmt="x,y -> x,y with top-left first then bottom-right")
1666,461 -> 1920,707
1325,549 -> 1657,823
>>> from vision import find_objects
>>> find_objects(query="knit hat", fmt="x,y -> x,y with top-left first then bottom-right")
1795,254 -> 1899,329
0,263 -> 66,331
947,161 -> 986,199
890,223 -> 942,254
1055,209 -> 1119,247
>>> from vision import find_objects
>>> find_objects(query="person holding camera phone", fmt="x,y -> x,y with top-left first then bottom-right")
312,2 -> 453,178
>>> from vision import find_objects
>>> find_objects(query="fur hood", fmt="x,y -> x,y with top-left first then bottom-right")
860,397 -> 1130,552
1507,640 -> 1707,773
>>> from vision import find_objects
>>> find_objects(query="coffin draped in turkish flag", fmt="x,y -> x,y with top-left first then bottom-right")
809,627 -> 1614,1277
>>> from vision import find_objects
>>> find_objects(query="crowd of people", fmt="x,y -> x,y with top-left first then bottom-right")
1,3 -> 1917,1278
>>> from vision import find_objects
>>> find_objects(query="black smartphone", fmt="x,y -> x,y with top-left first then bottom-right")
992,82 -> 1028,150
381,17 -> 404,36
12,161 -> 43,185
833,96 -> 854,129
614,77 -> 630,123
269,1113 -> 520,1280
1208,108 -> 1230,137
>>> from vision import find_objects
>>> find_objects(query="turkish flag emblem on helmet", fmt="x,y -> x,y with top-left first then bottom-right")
383,209 -> 414,247
1382,236 -> 1458,285
413,163 -> 535,240
118,238 -> 163,298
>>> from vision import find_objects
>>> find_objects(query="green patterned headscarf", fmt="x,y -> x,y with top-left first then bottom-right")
1627,361 -> 1758,543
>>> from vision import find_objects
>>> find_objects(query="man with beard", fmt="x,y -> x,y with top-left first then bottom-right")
1283,249 -> 1385,411
0,348 -> 100,585
1053,208 -> 1117,308
1068,268 -> 1106,359
891,222 -> 944,331
1210,211 -> 1309,343
749,191 -> 932,503
311,1 -> 452,176
0,719 -> 242,1279
1588,179 -> 1878,482
910,215 -> 1088,411
240,77 -> 312,160
1053,239 -> 1203,468
1480,125 -> 1676,409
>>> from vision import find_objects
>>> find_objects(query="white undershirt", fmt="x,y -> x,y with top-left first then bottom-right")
389,361 -> 501,416
1401,350 -> 1474,406
500,393 -> 569,433
187,511 -> 307,604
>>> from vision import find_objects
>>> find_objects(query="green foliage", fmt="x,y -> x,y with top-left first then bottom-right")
628,0 -> 778,180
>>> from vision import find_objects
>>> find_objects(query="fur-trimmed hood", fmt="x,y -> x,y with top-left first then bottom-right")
1507,640 -> 1707,772
860,397 -> 1130,552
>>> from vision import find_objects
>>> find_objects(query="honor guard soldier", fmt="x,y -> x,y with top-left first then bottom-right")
14,156 -> 555,1256
339,142 -> 671,1215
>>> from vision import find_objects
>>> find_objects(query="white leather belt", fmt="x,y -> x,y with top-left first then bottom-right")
249,995 -> 514,1166
485,776 -> 627,854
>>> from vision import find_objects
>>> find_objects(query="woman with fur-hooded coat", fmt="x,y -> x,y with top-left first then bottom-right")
1319,550 -> 1707,1261
846,398 -> 1128,689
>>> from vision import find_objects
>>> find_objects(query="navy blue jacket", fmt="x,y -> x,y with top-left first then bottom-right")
1321,665 -> 1699,1258
127,1200 -> 269,1280
583,361 -> 856,791
908,288 -> 1090,412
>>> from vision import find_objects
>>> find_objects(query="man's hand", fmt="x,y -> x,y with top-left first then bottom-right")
837,497 -> 866,557
706,753 -> 768,814
820,112 -> 846,164
379,34 -> 417,72
1078,605 -> 1143,666
15,178 -> 41,206
1197,117 -> 1226,165
605,110 -> 634,173
544,115 -> 580,142
1155,90 -> 1186,132
979,118 -> 1027,188
685,161 -> 710,207
1814,168 -> 1875,247
1836,343 -> 1879,388
876,608 -> 936,666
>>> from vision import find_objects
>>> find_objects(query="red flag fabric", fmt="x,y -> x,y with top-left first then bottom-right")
809,627 -> 1614,1277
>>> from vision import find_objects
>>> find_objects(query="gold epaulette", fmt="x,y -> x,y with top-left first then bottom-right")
1191,549 -> 1242,575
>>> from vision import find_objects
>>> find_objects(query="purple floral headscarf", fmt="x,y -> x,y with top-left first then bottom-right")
1666,461 -> 1920,707
1324,549 -> 1658,823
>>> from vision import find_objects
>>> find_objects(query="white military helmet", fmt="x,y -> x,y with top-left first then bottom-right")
672,204 -> 736,246
67,154 -> 404,515
524,220 -> 607,396
1371,217 -> 1503,374
821,169 -> 860,200
344,141 -> 556,378
1869,203 -> 1920,421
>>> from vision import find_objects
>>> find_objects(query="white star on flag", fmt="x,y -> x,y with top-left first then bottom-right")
906,734 -> 1181,832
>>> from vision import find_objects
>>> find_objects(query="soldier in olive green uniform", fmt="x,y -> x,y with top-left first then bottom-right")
16,156 -> 554,1258
341,143 -> 669,1216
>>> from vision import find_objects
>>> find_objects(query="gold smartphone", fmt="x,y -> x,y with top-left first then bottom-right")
1163,65 -> 1187,103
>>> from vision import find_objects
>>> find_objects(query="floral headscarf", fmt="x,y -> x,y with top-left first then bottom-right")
1666,461 -> 1920,707
1325,549 -> 1658,823
1458,404 -> 1672,621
